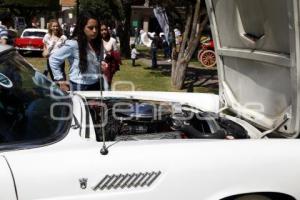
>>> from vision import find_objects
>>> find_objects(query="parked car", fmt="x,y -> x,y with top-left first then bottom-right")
14,28 -> 47,54
1,0 -> 300,200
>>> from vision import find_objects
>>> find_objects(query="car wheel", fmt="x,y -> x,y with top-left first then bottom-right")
234,194 -> 272,200
199,49 -> 216,68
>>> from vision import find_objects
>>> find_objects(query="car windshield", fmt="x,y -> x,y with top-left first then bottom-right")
0,50 -> 72,145
23,31 -> 46,38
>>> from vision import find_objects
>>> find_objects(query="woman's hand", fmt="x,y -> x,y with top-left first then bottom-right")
101,61 -> 109,71
57,81 -> 70,92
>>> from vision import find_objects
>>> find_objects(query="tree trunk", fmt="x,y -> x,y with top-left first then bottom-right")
171,4 -> 193,89
119,1 -> 131,58
172,59 -> 188,89
170,0 -> 208,90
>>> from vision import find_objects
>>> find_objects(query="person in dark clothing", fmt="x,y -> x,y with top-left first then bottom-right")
147,32 -> 159,68
161,35 -> 170,59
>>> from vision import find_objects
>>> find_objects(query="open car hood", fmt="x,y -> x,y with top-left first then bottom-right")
206,0 -> 300,137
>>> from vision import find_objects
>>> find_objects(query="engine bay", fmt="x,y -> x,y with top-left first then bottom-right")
87,98 -> 249,141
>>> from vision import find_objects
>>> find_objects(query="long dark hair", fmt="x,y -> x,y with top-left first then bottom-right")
100,20 -> 111,41
72,11 -> 102,73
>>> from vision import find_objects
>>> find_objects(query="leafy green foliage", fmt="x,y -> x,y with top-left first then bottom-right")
79,0 -> 123,21
0,0 -> 60,29
0,0 -> 59,9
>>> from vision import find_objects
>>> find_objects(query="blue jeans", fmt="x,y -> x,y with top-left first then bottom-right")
151,48 -> 157,68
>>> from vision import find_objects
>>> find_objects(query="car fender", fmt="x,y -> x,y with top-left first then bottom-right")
0,155 -> 17,200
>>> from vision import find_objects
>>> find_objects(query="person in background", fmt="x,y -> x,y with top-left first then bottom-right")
134,27 -> 139,45
49,11 -> 108,91
174,28 -> 182,53
69,24 -> 75,38
30,16 -> 40,28
139,29 -> 144,45
43,19 -> 67,81
100,21 -> 121,88
62,23 -> 70,38
147,32 -> 159,68
161,34 -> 170,59
108,26 -> 112,36
101,22 -> 118,54
0,21 -> 8,45
131,43 -> 139,66
0,16 -> 15,45
167,31 -> 174,62
111,27 -> 118,42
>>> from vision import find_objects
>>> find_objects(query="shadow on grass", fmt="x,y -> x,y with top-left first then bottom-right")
143,62 -> 219,93
184,68 -> 218,93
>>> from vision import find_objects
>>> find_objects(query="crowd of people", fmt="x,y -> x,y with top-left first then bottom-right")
44,13 -> 178,91
0,11 -> 182,92
45,11 -> 121,92
132,27 -> 177,68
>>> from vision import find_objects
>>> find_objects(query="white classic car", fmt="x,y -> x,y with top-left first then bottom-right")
1,0 -> 300,200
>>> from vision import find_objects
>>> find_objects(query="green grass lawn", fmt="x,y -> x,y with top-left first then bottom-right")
113,59 -> 177,91
25,54 -> 218,94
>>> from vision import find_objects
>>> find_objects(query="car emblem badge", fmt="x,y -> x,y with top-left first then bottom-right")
0,73 -> 13,89
79,178 -> 88,189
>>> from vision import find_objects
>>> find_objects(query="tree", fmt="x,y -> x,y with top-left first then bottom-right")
79,0 -> 122,21
0,0 -> 60,25
117,0 -> 132,58
172,0 -> 208,89
153,0 -> 208,89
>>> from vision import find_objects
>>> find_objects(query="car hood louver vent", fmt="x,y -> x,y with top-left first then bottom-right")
93,171 -> 161,191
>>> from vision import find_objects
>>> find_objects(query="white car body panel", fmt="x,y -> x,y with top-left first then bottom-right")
2,0 -> 300,199
0,95 -> 293,200
4,137 -> 300,200
0,156 -> 17,200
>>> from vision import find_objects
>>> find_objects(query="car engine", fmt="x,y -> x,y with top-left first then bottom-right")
87,99 -> 249,141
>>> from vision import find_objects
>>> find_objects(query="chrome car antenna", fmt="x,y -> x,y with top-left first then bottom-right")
99,66 -> 109,155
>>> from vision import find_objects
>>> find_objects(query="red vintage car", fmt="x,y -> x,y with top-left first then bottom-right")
14,28 -> 47,53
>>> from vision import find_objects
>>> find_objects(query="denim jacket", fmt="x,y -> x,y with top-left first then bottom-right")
49,40 -> 105,85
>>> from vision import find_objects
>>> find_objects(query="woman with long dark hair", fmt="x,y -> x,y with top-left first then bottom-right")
49,11 -> 108,91
43,19 -> 67,80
